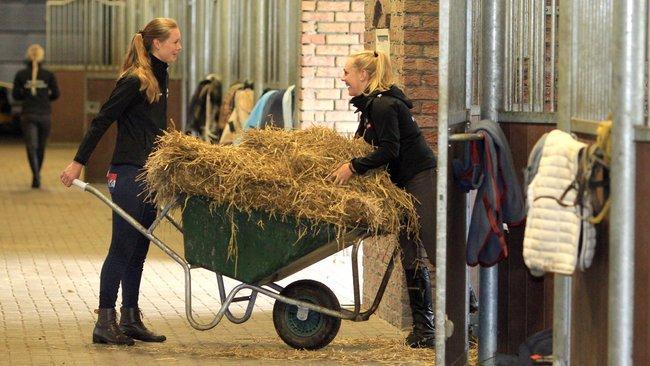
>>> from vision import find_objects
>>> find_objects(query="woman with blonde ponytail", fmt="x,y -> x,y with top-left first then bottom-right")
331,50 -> 438,348
60,18 -> 182,346
12,44 -> 60,188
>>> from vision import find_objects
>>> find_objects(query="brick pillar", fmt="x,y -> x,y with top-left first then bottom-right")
299,0 -> 365,134
362,0 -> 439,330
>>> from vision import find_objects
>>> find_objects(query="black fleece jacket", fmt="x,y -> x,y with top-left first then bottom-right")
350,85 -> 436,187
12,62 -> 60,115
74,55 -> 168,167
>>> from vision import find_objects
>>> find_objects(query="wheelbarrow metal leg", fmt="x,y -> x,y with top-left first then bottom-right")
216,273 -> 258,324
355,245 -> 398,321
351,240 -> 362,316
147,199 -> 179,234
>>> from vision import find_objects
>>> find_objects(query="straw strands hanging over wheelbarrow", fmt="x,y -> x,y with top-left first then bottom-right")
140,127 -> 419,242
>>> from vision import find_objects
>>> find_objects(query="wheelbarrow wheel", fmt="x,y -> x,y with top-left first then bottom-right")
272,279 -> 341,350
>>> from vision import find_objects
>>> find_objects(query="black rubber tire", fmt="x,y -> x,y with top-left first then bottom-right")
272,279 -> 342,350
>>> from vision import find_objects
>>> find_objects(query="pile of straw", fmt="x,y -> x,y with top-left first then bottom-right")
138,337 -> 436,364
141,128 -> 418,240
127,336 -> 478,364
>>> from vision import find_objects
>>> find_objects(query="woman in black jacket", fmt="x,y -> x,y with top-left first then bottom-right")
12,44 -> 60,188
331,50 -> 437,348
60,18 -> 182,346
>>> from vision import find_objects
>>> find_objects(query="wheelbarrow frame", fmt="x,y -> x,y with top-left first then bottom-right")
72,179 -> 398,332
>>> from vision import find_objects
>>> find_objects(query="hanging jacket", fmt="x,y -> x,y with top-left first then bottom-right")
523,129 -> 596,276
453,119 -> 525,266
186,75 -> 221,137
261,88 -> 285,129
244,90 -> 279,130
217,83 -> 244,131
219,88 -> 254,144
349,85 -> 436,188
73,54 -> 168,167
12,62 -> 60,115
282,85 -> 295,130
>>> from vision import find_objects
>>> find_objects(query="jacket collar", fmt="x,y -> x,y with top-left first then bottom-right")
149,54 -> 168,79
350,89 -> 383,113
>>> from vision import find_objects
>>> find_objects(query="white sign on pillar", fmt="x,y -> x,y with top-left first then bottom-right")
375,28 -> 390,56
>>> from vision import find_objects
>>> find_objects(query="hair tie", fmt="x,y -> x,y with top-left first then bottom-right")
373,51 -> 378,57
137,30 -> 144,36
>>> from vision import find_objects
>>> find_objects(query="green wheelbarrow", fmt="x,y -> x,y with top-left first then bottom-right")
72,179 -> 398,350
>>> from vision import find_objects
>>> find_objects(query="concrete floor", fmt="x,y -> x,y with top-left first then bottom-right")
0,138 -> 434,365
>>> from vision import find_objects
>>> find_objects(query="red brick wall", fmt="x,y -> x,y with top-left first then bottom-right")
300,0 -> 365,134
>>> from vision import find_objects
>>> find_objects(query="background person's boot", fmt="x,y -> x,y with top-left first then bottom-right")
119,307 -> 166,342
92,308 -> 135,345
404,267 -> 435,348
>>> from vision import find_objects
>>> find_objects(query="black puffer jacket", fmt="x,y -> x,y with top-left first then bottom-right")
350,85 -> 436,187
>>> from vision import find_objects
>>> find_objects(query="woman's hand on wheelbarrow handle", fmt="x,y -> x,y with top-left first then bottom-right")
60,161 -> 83,187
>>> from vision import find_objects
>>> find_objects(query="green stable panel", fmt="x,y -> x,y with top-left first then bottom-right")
182,196 -> 364,285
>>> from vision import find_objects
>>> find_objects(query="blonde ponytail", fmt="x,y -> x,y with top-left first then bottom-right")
120,17 -> 178,103
25,44 -> 45,96
350,50 -> 394,95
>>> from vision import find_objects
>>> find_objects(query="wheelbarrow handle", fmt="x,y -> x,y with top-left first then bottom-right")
72,179 -> 89,191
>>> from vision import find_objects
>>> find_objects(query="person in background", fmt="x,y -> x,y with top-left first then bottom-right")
59,18 -> 182,346
12,44 -> 60,188
330,50 -> 437,348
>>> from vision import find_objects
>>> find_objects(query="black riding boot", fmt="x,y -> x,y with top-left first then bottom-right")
92,308 -> 135,345
404,267 -> 436,348
119,307 -> 166,342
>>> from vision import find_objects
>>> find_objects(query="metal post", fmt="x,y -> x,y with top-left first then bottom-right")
179,0 -> 188,130
609,0 -> 643,364
46,3 -> 51,63
254,0 -> 266,99
221,0 -> 233,90
479,0 -> 504,365
481,0 -> 504,122
553,275 -> 572,366
436,0 -> 451,363
188,0 -> 197,100
553,1 -> 574,364
550,0 -> 557,110
278,0 -> 291,86
243,0 -> 253,81
465,0 -> 473,110
202,0 -> 211,78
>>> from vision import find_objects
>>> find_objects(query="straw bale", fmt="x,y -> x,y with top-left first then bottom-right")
141,128 -> 419,244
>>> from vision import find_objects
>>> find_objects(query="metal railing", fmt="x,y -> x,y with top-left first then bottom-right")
503,0 -> 557,113
572,0 -> 613,123
45,0 -> 300,127
46,0 -> 186,77
185,0 -> 299,99
46,0 -> 126,69
471,0 -> 558,121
